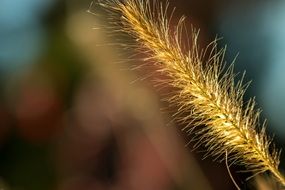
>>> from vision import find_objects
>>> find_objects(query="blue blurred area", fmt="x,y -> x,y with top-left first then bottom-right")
0,0 -> 53,27
217,2 -> 270,94
0,0 -> 54,74
217,1 -> 285,140
259,1 -> 285,138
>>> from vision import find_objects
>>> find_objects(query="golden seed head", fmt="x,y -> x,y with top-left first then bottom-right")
96,0 -> 285,186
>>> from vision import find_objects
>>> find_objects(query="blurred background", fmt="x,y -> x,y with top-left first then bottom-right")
0,0 -> 285,189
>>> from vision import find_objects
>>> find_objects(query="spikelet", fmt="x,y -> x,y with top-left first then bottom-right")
95,0 -> 285,186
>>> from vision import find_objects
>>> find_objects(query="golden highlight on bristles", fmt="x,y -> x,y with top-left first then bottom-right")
95,0 -> 285,186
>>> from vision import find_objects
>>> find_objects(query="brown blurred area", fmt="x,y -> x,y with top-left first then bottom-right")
0,0 -> 282,190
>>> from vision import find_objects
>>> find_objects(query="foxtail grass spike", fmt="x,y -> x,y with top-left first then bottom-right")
96,0 -> 285,186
